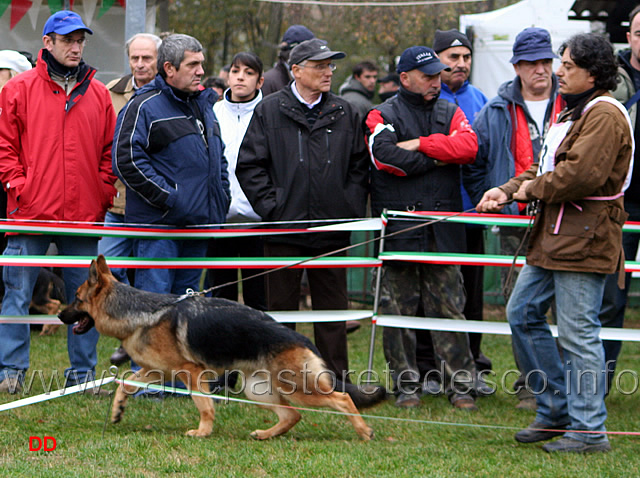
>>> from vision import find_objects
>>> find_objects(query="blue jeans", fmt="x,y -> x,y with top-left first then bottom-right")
507,264 -> 608,444
134,239 -> 208,294
97,211 -> 133,284
0,235 -> 100,385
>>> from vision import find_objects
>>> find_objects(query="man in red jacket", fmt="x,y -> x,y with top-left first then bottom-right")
0,11 -> 116,394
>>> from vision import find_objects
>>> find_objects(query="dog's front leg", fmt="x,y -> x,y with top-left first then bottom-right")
180,364 -> 215,438
111,368 -> 164,424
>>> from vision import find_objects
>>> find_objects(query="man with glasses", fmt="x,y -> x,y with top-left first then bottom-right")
237,39 -> 369,386
0,10 -> 117,393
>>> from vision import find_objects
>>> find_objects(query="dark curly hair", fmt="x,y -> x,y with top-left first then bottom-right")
558,33 -> 618,91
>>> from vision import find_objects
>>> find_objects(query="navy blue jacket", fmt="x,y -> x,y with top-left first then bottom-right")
113,75 -> 229,226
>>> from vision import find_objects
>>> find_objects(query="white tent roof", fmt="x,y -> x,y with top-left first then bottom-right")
460,0 -> 590,98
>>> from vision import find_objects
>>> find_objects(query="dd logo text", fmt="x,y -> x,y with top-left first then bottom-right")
29,436 -> 57,451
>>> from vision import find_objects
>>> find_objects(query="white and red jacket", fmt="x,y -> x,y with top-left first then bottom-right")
365,87 -> 477,253
0,49 -> 116,223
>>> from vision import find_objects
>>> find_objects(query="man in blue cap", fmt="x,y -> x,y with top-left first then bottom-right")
0,10 -> 116,394
364,46 -> 479,409
463,26 -> 564,410
262,24 -> 314,95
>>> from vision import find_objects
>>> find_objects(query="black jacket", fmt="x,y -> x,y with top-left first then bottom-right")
367,88 -> 466,253
236,85 -> 369,248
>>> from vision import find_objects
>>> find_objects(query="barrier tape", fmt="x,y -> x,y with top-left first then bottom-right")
0,377 -> 114,412
115,379 -> 640,437
6,312 -> 640,342
2,376 -> 637,437
0,255 -> 381,269
0,213 -> 638,237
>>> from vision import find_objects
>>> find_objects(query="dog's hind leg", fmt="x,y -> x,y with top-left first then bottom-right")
244,375 -> 301,440
291,386 -> 374,441
111,368 -> 164,425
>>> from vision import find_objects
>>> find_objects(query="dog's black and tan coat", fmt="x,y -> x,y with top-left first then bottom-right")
59,256 -> 384,440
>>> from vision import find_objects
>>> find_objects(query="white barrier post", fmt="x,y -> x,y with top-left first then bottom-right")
367,210 -> 387,380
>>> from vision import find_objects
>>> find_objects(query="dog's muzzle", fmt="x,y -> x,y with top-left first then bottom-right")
58,307 -> 95,335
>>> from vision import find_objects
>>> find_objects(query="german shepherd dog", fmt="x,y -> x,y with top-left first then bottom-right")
59,256 -> 384,440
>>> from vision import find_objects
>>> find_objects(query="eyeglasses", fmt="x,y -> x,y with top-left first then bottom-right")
299,62 -> 337,72
53,35 -> 87,47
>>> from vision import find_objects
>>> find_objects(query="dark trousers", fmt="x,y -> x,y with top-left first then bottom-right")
207,236 -> 266,311
416,227 -> 491,378
598,201 -> 640,392
264,242 -> 349,380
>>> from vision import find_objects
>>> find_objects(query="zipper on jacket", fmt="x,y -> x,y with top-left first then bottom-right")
298,129 -> 304,162
326,129 -> 332,163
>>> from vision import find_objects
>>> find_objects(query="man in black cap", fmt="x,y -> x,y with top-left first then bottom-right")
237,39 -> 369,385
364,46 -> 479,410
463,27 -> 564,410
262,24 -> 314,96
414,28 -> 492,397
377,72 -> 400,102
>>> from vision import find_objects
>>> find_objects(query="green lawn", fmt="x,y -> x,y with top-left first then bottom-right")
1,306 -> 639,477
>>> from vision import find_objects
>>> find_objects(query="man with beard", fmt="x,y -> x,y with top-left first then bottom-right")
364,46 -> 479,409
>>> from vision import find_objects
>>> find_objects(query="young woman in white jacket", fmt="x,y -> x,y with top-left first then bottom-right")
208,52 -> 266,310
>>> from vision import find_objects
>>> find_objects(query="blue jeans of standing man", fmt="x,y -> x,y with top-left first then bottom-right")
0,235 -> 100,385
134,238 -> 208,294
97,211 -> 133,284
507,264 -> 609,444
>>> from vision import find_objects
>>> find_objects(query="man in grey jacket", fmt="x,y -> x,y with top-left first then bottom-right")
339,61 -> 378,118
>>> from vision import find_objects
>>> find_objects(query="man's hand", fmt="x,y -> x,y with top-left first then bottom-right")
396,138 -> 420,151
476,187 -> 509,213
513,180 -> 531,202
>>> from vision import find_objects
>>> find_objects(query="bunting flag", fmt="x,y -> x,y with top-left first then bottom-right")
0,0 -> 10,19
97,0 -> 115,18
47,0 -> 62,14
82,0 -> 97,26
9,0 -> 31,29
26,0 -> 42,29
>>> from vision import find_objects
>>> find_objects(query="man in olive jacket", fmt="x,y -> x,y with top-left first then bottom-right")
478,33 -> 633,454
237,39 -> 368,382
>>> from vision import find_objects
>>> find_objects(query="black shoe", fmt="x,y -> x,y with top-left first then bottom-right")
394,392 -> 420,408
514,421 -> 569,443
542,437 -> 611,454
475,373 -> 496,396
110,345 -> 130,365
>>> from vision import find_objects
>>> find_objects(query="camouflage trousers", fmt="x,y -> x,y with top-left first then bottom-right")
377,262 -> 476,397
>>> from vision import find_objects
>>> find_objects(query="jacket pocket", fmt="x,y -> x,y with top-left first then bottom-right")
541,207 -> 600,261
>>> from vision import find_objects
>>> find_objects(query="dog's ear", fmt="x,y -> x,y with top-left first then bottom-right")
88,259 -> 99,285
96,254 -> 111,275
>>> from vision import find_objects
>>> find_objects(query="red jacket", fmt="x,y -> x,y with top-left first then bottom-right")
0,49 -> 116,223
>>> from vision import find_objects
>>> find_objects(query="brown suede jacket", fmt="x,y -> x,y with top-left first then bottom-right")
499,91 -> 633,281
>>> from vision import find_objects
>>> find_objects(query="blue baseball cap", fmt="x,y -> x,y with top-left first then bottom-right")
397,46 -> 450,75
282,25 -> 314,47
43,10 -> 93,36
510,27 -> 557,64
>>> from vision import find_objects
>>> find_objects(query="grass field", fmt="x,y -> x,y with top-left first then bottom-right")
1,305 -> 639,477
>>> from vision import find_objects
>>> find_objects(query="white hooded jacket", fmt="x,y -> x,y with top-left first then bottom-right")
214,88 -> 263,222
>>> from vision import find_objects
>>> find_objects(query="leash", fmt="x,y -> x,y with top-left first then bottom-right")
174,201 -> 519,303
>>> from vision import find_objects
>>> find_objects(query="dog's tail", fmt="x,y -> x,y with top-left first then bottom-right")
336,380 -> 387,409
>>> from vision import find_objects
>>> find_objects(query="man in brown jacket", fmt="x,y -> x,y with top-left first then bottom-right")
478,33 -> 633,454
